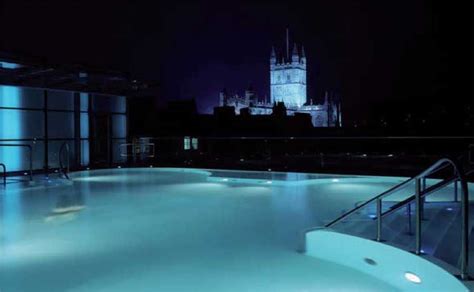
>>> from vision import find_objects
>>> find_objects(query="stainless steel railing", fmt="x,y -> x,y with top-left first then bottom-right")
318,158 -> 470,280
0,144 -> 33,181
0,163 -> 5,186
59,142 -> 70,180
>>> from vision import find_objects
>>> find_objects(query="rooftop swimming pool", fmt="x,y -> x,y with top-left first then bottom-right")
0,168 -> 469,291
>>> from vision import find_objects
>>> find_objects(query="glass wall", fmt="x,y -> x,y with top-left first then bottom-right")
0,85 -> 127,173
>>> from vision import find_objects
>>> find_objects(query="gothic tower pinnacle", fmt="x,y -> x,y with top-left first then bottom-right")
301,45 -> 306,64
292,43 -> 299,63
270,46 -> 277,65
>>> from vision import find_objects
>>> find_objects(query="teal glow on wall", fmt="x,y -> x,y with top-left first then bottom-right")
0,85 -> 22,170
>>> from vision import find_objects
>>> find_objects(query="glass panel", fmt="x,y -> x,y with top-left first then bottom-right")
80,113 -> 89,139
47,90 -> 74,110
111,114 -> 126,138
80,92 -> 89,111
81,140 -> 89,166
92,95 -> 126,113
48,112 -> 74,139
0,109 -> 44,139
0,86 -> 44,108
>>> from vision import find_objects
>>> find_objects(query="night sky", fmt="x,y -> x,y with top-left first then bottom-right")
0,1 -> 471,124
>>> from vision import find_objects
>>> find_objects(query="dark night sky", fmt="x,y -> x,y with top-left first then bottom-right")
0,1 -> 472,124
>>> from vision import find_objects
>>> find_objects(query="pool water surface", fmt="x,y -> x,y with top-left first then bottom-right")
0,168 -> 437,291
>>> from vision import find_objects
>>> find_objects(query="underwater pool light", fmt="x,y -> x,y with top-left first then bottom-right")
332,178 -> 340,182
266,181 -> 272,184
369,214 -> 377,219
404,272 -> 421,284
23,172 -> 28,176
222,178 -> 229,182
446,207 -> 453,211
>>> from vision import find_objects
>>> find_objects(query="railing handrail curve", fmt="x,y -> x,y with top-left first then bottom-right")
0,144 -> 33,181
0,163 -> 6,186
59,142 -> 70,180
325,158 -> 463,228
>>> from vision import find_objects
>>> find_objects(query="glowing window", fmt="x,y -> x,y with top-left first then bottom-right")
184,136 -> 191,150
191,138 -> 198,150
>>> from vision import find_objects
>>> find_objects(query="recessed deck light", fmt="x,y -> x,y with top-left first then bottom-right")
363,258 -> 377,265
404,272 -> 421,284
149,165 -> 153,168
117,166 -> 121,168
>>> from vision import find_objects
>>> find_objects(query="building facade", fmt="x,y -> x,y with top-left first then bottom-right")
0,58 -> 134,173
218,33 -> 341,127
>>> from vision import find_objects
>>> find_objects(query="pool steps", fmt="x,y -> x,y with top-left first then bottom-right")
331,200 -> 474,275
304,158 -> 473,289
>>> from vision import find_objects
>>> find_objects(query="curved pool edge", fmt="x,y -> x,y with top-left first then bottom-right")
304,229 -> 468,291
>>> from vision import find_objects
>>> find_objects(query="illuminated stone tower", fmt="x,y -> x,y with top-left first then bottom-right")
270,30 -> 307,107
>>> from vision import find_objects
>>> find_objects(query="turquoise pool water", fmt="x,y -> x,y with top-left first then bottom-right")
0,168 -> 455,291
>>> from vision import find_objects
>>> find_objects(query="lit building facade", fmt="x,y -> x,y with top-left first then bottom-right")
218,33 -> 341,127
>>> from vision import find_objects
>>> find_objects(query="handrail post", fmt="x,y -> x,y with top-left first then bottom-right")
28,145 -> 33,181
415,178 -> 422,255
460,178 -> 469,280
0,163 -> 6,186
59,142 -> 70,180
407,203 -> 412,234
376,198 -> 382,242
421,177 -> 426,220
66,144 -> 70,174
454,179 -> 458,202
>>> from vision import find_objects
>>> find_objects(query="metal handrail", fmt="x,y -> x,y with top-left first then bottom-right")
380,175 -> 458,218
59,142 -> 70,180
321,158 -> 470,280
0,144 -> 33,181
325,158 -> 461,227
0,163 -> 5,186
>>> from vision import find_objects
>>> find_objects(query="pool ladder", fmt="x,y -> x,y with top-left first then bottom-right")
313,158 -> 471,280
